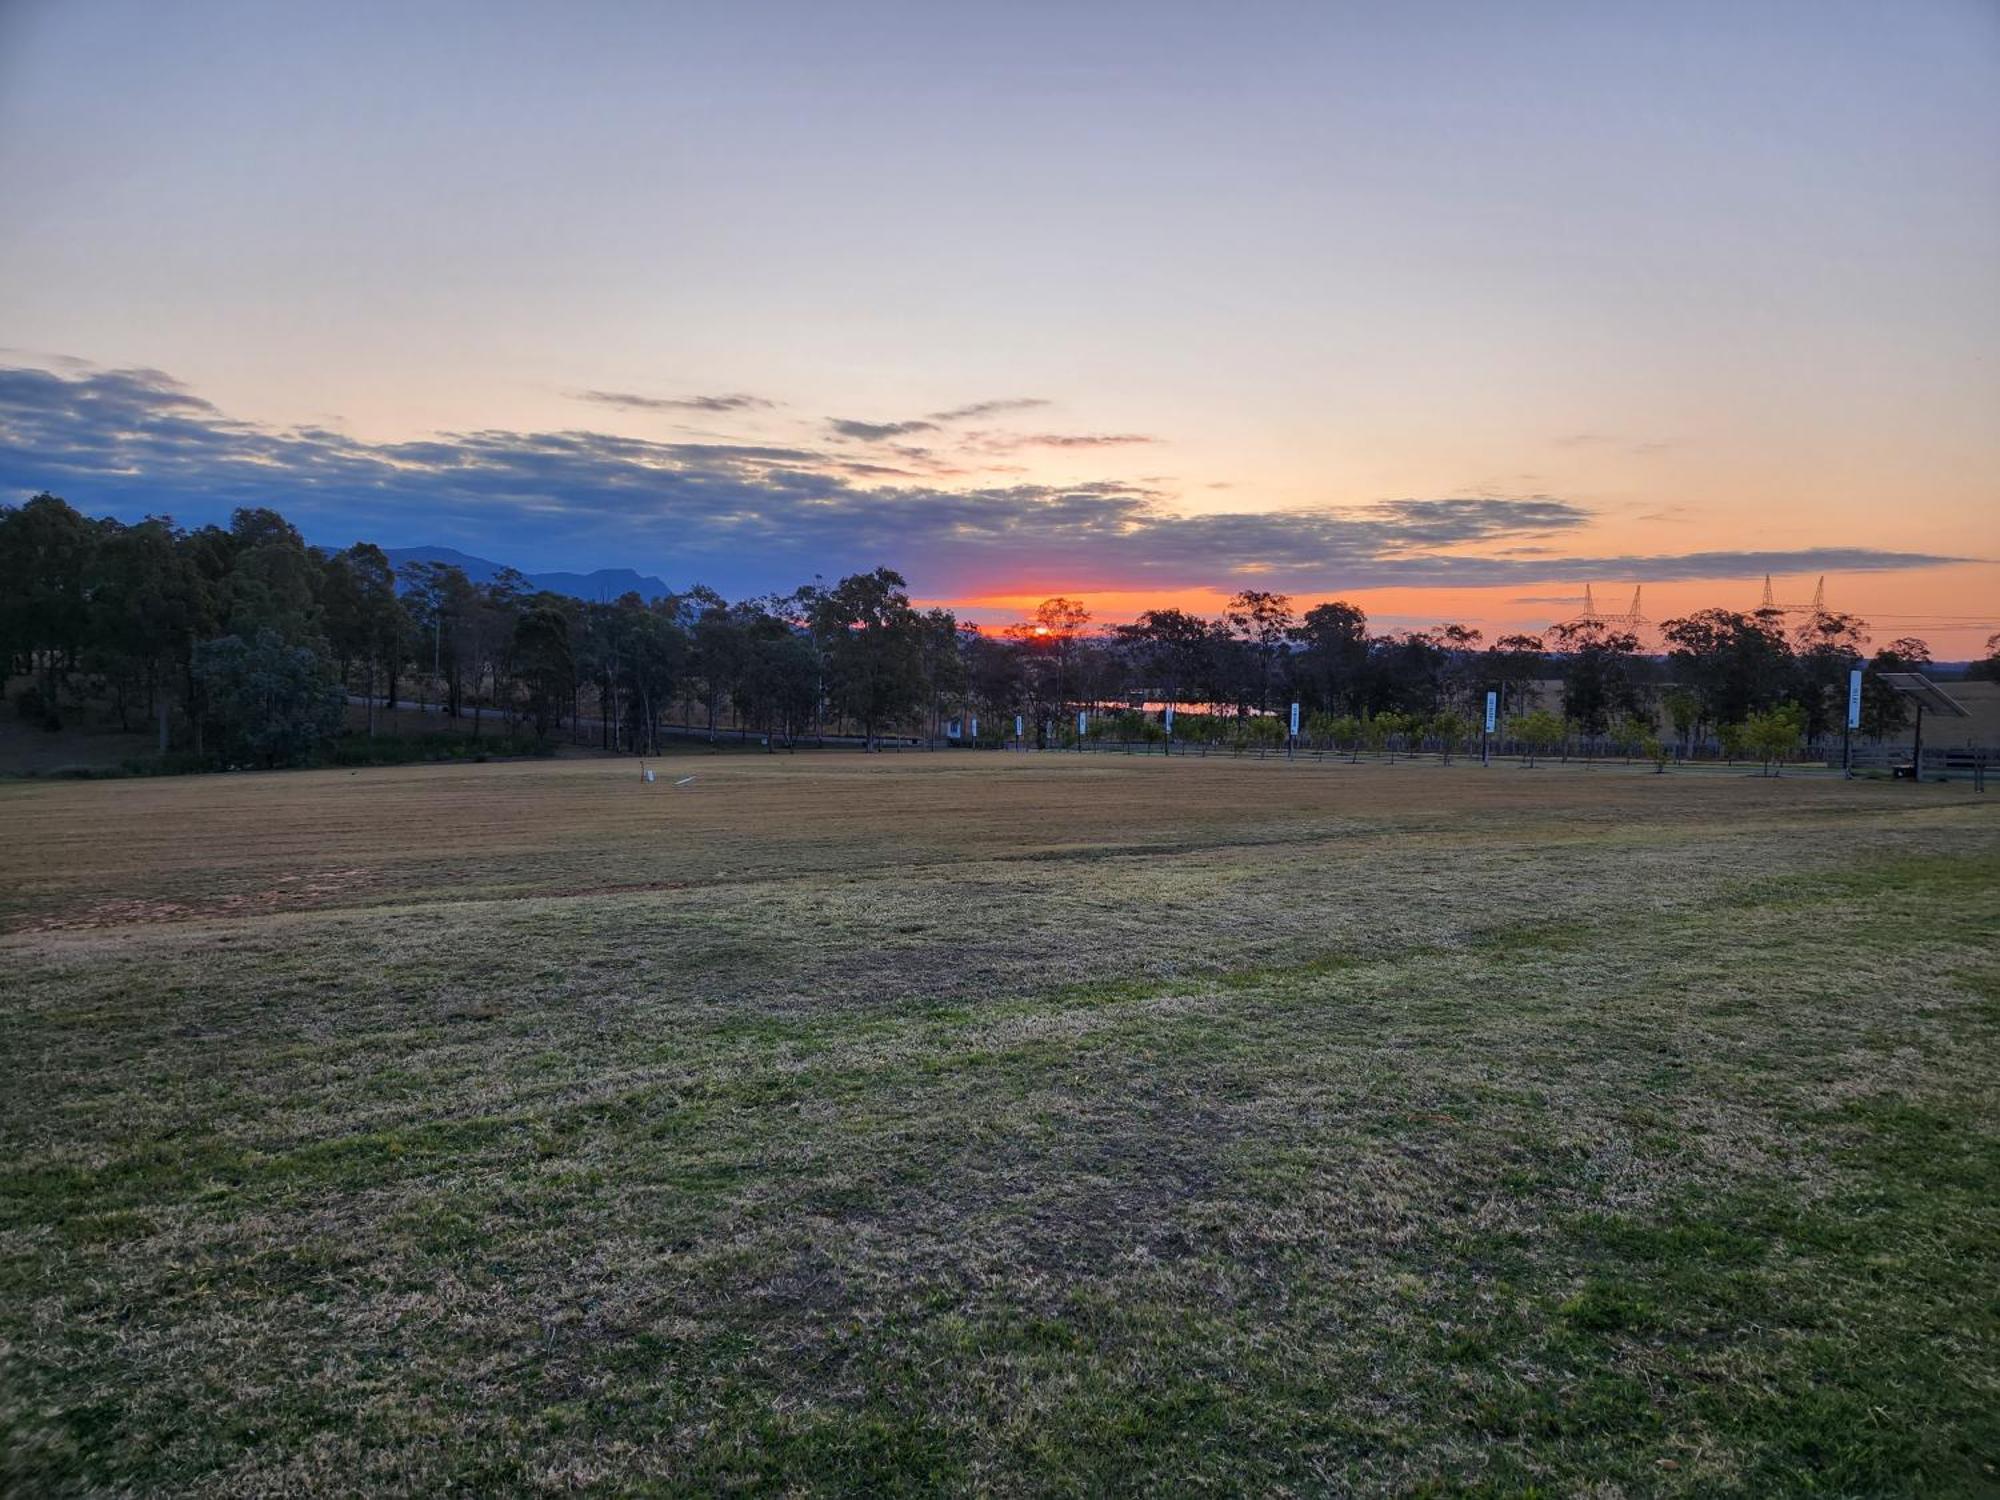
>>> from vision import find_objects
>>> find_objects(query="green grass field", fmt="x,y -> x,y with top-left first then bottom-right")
2,754 -> 1996,1495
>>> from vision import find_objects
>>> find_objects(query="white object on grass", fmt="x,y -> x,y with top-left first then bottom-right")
675,775 -> 696,787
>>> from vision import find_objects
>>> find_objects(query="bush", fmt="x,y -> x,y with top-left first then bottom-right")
1171,712 -> 1228,745
192,630 -> 345,768
8,733 -> 558,783
1716,720 -> 1749,763
1509,709 -> 1567,766
1325,714 -> 1364,757
13,683 -> 60,731
120,751 -> 223,777
1431,711 -> 1471,762
326,732 -> 556,767
1363,712 -> 1403,757
1086,710 -> 1164,744
1233,715 -> 1286,749
1741,703 -> 1806,776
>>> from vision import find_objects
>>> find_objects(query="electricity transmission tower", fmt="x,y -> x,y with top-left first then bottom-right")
1759,574 -> 1827,617
1606,586 -> 1649,630
1553,583 -> 1648,637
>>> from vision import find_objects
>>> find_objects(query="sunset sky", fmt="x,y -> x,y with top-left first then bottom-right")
1,1 -> 1994,651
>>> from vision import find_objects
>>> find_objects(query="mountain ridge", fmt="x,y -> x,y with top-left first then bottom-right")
381,545 -> 673,602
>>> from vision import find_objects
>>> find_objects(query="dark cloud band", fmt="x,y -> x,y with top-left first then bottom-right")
0,362 -> 1969,600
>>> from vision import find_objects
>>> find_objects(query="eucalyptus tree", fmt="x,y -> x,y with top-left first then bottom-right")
1484,633 -> 1546,724
1290,600 -> 1370,715
322,543 -> 401,735
0,491 -> 97,721
513,603 -> 577,740
1659,609 -> 1794,734
1226,589 -> 1296,714
734,602 -> 820,743
806,568 -> 929,747
1117,607 -> 1224,718
1790,610 -> 1870,742
1549,618 -> 1649,737
400,561 -> 479,717
221,507 -> 323,647
88,515 -> 205,745
1859,638 -> 1932,742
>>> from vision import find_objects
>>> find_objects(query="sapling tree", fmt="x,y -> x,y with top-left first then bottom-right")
1431,710 -> 1470,766
1330,714 -> 1363,762
1509,708 -> 1565,768
1661,688 -> 1700,759
1364,712 -> 1400,762
1742,703 -> 1805,777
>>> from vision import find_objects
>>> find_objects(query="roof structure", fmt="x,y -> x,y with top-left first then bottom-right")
1875,672 -> 1970,718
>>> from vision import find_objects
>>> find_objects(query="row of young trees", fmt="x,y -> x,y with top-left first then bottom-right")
4,491 -> 1993,766
1003,591 -> 1985,754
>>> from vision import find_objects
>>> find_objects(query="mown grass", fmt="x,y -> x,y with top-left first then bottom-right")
1,756 -> 1995,1494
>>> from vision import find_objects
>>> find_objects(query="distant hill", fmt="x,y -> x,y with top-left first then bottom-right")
381,546 -> 673,602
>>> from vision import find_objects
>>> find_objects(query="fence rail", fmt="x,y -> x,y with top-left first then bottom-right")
986,736 -> 1992,784
355,694 -> 1989,782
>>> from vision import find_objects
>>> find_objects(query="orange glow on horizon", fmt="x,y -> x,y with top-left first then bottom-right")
921,563 -> 1999,657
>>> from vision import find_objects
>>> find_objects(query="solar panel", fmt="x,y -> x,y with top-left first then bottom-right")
1876,672 -> 1971,718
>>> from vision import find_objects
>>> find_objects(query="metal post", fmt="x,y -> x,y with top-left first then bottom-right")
1911,702 -> 1924,783
1844,665 -> 1861,778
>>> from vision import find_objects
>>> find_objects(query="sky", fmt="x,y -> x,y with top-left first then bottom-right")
1,0 -> 1995,650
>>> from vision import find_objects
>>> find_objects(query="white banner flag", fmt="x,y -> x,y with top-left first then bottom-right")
1484,690 -> 1497,734
1847,668 -> 1863,729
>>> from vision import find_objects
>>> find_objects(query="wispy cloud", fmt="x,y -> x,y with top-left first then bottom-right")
986,432 -> 1159,450
925,397 -> 1049,422
0,362 -> 1971,600
831,396 -> 1054,443
574,389 -> 774,414
827,416 -> 939,441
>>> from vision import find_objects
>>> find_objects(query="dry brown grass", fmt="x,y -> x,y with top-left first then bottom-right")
2,751 -> 1984,929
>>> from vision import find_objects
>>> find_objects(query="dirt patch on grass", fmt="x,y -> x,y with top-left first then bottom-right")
17,867 -> 377,933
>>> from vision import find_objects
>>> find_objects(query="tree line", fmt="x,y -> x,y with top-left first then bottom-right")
3,491 -> 1994,768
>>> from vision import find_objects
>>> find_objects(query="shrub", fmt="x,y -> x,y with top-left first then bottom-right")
1431,711 -> 1471,764
1233,715 -> 1285,749
326,732 -> 556,767
1741,703 -> 1806,776
1509,709 -> 1566,767
192,631 -> 345,768
13,683 -> 60,731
